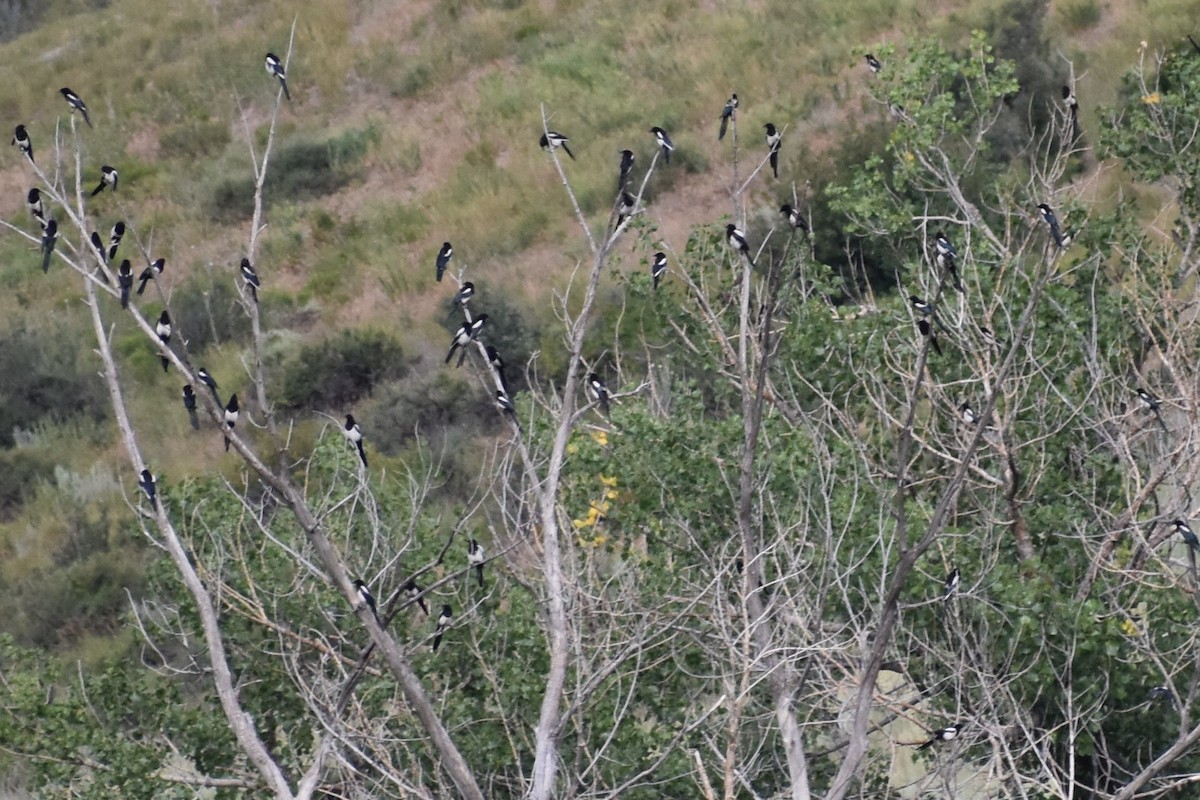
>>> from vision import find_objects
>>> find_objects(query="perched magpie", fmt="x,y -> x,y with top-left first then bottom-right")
156,311 -> 172,372
496,390 -> 519,428
936,251 -> 964,293
1062,85 -> 1079,136
449,281 -> 474,313
651,251 -> 668,290
137,258 -> 165,295
764,123 -> 782,179
943,567 -> 960,602
91,165 -> 118,196
780,204 -> 809,234
223,393 -> 239,452
354,579 -> 379,622
539,131 -> 575,160
433,603 -> 452,652
344,414 -> 368,468
618,149 -> 635,191
26,188 -> 44,227
59,88 -> 92,128
40,219 -> 58,273
934,231 -> 957,257
445,314 -> 488,367
138,468 -> 157,508
726,224 -> 755,267
587,373 -> 611,418
468,538 -> 485,588
403,579 -> 429,615
197,368 -> 219,400
182,385 -> 200,431
650,126 -> 674,163
865,53 -> 883,73
1150,685 -> 1178,712
1174,519 -> 1199,581
487,345 -> 510,394
1137,388 -> 1168,434
978,325 -> 1000,349
118,260 -> 133,309
435,241 -> 453,282
916,723 -> 963,751
240,258 -> 261,303
90,231 -> 107,265
265,53 -> 290,101
107,221 -> 125,262
12,125 -> 33,163
1036,203 -> 1064,247
617,192 -> 635,227
909,295 -> 933,315
918,318 -> 942,356
959,401 -> 978,426
718,93 -> 738,141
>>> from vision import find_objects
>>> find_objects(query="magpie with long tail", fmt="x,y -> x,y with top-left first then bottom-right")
156,311 -> 172,372
617,192 -> 635,227
60,88 -> 92,128
650,126 -> 674,163
918,318 -> 942,356
865,53 -> 883,73
445,315 -> 487,367
1137,388 -> 1168,434
934,230 -> 957,258
1037,203 -> 1065,248
40,219 -> 58,273
496,390 -> 520,428
1062,85 -> 1079,137
942,567 -> 960,603
468,538 -> 485,588
240,258 -> 261,303
138,469 -> 157,508
91,165 -> 117,196
618,149 -> 635,191
435,241 -> 452,282
137,258 -> 164,295
26,188 -> 44,227
265,53 -> 290,101
449,281 -> 474,314
726,224 -> 755,267
223,393 -> 239,452
764,123 -> 782,179
718,93 -> 737,140
404,579 -> 429,615
90,231 -> 106,265
781,204 -> 809,235
12,125 -> 32,163
197,368 -> 219,401
936,251 -> 963,293
354,579 -> 379,623
118,260 -> 133,309
539,131 -> 575,160
916,723 -> 963,751
652,251 -> 668,290
344,414 -> 368,468
433,604 -> 452,652
587,373 -> 611,418
1173,518 -> 1199,582
487,345 -> 511,394
182,385 -> 200,431
108,221 -> 125,262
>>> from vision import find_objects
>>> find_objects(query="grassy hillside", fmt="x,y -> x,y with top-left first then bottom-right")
0,0 -> 1197,657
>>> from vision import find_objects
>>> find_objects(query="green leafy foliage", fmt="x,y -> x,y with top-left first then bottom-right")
275,328 -> 411,410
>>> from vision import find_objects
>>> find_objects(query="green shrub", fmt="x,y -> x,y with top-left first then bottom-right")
0,448 -> 53,519
172,278 -> 252,352
276,329 -> 411,410
159,119 -> 230,159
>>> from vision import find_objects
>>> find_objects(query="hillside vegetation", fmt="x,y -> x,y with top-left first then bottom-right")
4,0 -> 1200,797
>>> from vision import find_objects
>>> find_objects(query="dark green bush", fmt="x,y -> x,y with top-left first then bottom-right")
0,448 -> 53,519
277,329 -> 411,410
172,278 -> 253,352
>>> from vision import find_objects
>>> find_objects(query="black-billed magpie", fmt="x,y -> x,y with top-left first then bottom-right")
138,468 -> 157,507
943,567 -> 960,602
764,123 -> 781,178
539,131 -> 575,160
617,192 -> 635,227
918,318 -> 941,356
934,231 -> 956,257
652,251 -> 668,290
344,414 -> 368,467
433,603 -> 452,652
265,53 -> 290,101
1137,388 -> 1168,434
107,221 -> 125,262
91,165 -> 117,196
26,188 -> 44,226
403,579 -> 429,615
118,260 -> 133,309
936,251 -> 964,293
198,368 -> 219,400
959,401 -> 978,426
718,93 -> 738,140
650,126 -> 673,163
354,579 -> 379,622
237,257 -> 260,298
137,258 -> 164,295
780,204 -> 809,234
90,231 -> 106,265
446,314 -> 487,367
223,393 -> 239,452
182,385 -> 200,430
865,53 -> 883,73
1036,203 -> 1064,247
487,345 -> 510,394
468,538 -> 485,587
436,241 -> 452,282
916,723 -> 963,751
1174,519 -> 1199,581
449,281 -> 474,312
156,311 -> 172,372
587,373 -> 610,418
496,389 -> 519,428
618,149 -> 635,191
726,224 -> 755,267
12,125 -> 32,163
60,88 -> 92,128
40,219 -> 57,273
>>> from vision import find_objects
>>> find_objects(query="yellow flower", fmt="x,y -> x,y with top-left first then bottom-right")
599,474 -> 618,487
567,442 -> 579,455
605,489 -> 619,500
1142,92 -> 1161,105
592,430 -> 609,447
1120,618 -> 1139,637
902,151 -> 915,163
